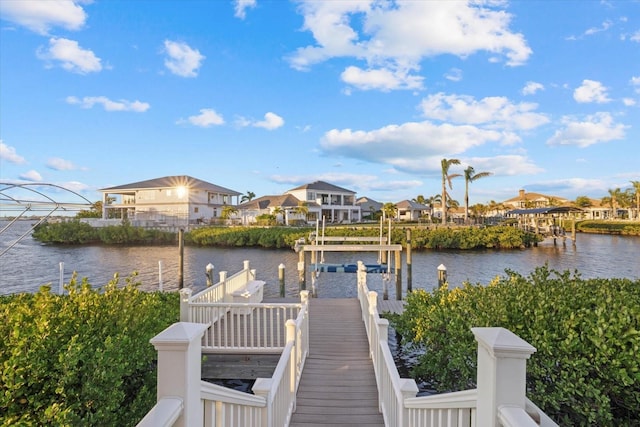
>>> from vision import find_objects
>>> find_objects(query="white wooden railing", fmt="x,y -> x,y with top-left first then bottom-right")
356,261 -> 558,427
137,290 -> 309,427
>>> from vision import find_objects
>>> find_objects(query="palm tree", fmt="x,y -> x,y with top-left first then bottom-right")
220,205 -> 238,220
574,195 -> 592,208
240,191 -> 256,203
441,158 -> 461,225
290,202 -> 309,224
412,195 -> 427,205
605,188 -> 623,219
463,166 -> 492,224
382,202 -> 398,221
630,181 -> 640,220
272,206 -> 284,224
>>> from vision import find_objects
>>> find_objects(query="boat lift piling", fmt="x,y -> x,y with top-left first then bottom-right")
296,218 -> 404,300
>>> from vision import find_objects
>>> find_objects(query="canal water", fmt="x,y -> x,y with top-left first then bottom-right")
1,220 -> 639,296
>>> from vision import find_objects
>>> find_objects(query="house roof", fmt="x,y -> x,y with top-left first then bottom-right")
506,206 -> 583,215
287,180 -> 355,194
503,191 -> 569,204
100,175 -> 241,196
396,199 -> 429,210
238,194 -> 305,210
356,197 -> 382,211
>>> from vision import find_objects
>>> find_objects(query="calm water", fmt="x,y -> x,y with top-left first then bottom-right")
1,220 -> 639,297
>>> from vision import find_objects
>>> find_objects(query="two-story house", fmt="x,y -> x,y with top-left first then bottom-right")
99,175 -> 241,227
285,181 -> 361,223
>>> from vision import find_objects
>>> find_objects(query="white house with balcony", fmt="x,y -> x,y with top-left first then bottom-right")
236,194 -> 304,225
285,181 -> 361,224
235,181 -> 362,225
99,175 -> 241,227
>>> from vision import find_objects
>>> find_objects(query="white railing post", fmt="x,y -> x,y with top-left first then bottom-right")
300,290 -> 309,305
472,327 -> 537,427
150,322 -> 209,427
367,291 -> 378,341
179,288 -> 192,322
219,271 -> 228,302
399,378 -> 419,426
253,379 -> 272,427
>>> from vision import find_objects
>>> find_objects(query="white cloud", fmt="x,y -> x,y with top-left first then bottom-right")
20,170 -> 43,182
237,112 -> 284,130
0,0 -> 89,35
179,109 -> 225,127
573,79 -> 611,103
36,37 -> 102,74
269,172 -> 423,194
320,120 -> 502,174
631,31 -> 640,42
584,20 -> 612,36
288,1 -> 531,91
631,76 -> 640,93
419,93 -> 550,132
47,157 -> 76,171
0,141 -> 26,164
61,181 -> 90,193
255,112 -> 284,130
547,112 -> 627,147
462,155 -> 544,176
522,81 -> 544,95
66,96 -> 150,112
234,0 -> 257,19
444,68 -> 463,82
622,98 -> 636,106
163,40 -> 205,77
340,66 -> 423,91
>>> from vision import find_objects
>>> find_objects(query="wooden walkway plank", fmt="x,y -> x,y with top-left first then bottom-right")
289,298 -> 385,427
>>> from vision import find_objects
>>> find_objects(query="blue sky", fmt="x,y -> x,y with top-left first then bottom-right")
1,0 -> 639,209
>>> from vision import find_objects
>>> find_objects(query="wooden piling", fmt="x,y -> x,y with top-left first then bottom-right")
178,228 -> 184,289
395,250 -> 402,301
279,263 -> 286,297
406,229 -> 412,293
298,250 -> 306,291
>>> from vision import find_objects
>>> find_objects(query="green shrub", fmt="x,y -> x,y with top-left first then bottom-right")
0,276 -> 179,426
390,266 -> 640,426
186,226 -> 309,249
32,220 -> 99,244
32,221 -> 176,245
576,220 -> 640,236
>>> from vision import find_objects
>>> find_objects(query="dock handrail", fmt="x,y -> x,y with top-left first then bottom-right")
356,261 -> 558,427
137,290 -> 310,427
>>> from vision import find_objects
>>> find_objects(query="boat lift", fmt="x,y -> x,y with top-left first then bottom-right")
294,217 -> 403,299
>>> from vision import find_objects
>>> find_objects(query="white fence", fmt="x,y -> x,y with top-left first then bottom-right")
356,261 -> 558,427
137,289 -> 309,427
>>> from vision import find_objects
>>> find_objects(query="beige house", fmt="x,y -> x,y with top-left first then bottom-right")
503,189 -> 570,210
395,200 -> 431,221
99,175 -> 241,227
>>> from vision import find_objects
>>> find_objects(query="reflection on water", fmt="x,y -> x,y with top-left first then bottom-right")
1,221 -> 639,296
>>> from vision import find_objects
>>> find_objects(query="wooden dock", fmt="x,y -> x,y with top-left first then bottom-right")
289,298 -> 385,427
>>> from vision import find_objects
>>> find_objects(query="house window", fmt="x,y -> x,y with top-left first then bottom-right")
194,207 -> 199,213
307,192 -> 315,201
222,195 -> 229,204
